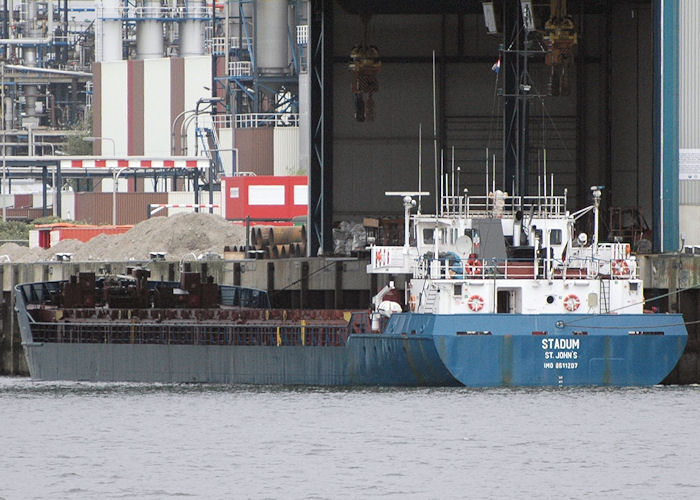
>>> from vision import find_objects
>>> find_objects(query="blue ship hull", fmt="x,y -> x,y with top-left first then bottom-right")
20,311 -> 686,387
383,312 -> 687,387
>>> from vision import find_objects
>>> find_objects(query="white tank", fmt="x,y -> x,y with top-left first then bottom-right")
257,0 -> 289,75
179,0 -> 205,57
228,0 -> 254,50
98,0 -> 123,62
136,0 -> 164,59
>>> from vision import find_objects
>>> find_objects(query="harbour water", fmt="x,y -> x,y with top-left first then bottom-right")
1,377 -> 699,499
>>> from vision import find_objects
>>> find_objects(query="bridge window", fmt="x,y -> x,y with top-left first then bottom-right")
550,229 -> 562,245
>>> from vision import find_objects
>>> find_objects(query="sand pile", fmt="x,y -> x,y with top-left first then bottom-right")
0,243 -> 46,263
0,213 -> 251,263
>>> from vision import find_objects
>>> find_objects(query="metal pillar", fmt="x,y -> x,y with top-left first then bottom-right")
42,166 -> 47,217
575,2 -> 586,210
502,0 -> 529,196
309,0 -> 333,256
2,1 -> 8,39
55,160 -> 61,217
653,0 -> 680,252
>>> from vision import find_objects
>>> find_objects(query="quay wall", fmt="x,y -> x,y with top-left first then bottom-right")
638,254 -> 700,383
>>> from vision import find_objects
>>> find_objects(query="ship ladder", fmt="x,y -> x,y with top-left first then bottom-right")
600,280 -> 610,313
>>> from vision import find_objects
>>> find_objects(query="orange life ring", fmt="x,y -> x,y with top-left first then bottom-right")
466,258 -> 482,276
612,259 -> 630,276
467,294 -> 484,312
563,294 -> 580,312
409,295 -> 417,312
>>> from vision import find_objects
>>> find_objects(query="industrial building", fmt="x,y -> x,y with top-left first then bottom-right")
0,0 -> 697,256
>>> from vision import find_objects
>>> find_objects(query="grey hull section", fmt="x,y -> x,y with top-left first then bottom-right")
22,336 -> 460,386
23,343 -> 351,385
16,279 -> 461,386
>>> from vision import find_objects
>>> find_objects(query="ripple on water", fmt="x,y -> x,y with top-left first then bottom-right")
0,378 -> 699,498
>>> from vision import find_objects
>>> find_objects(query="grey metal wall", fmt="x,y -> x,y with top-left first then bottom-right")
330,2 -> 655,222
680,181 -> 700,204
680,0 -> 700,149
609,3 -> 654,215
679,0 -> 700,208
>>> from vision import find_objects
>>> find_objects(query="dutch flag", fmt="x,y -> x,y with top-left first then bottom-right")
491,58 -> 501,73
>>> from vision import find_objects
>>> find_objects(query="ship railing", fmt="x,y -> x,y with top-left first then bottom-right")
440,195 -> 468,216
413,254 -> 639,281
348,311 -> 372,334
27,321 -> 355,347
559,246 -> 637,279
413,256 -> 604,280
413,257 -> 545,280
588,256 -> 637,279
596,242 -> 633,260
17,281 -> 62,308
440,194 -> 568,218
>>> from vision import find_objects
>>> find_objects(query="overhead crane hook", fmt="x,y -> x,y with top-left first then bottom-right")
348,14 -> 381,122
544,0 -> 577,96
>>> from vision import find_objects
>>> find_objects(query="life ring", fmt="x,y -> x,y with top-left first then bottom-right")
409,295 -> 417,312
612,259 -> 630,276
563,294 -> 580,312
467,294 -> 484,312
466,258 -> 482,276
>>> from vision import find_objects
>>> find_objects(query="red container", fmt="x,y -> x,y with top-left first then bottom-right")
33,223 -> 133,248
55,226 -> 133,243
221,176 -> 307,224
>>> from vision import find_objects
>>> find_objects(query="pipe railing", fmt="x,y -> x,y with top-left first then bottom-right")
234,113 -> 299,128
412,255 -> 637,281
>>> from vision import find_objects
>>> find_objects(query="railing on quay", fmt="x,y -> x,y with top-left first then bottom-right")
234,113 -> 299,128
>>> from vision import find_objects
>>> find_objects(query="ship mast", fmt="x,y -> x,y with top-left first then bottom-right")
502,0 -> 532,197
499,0 -> 578,198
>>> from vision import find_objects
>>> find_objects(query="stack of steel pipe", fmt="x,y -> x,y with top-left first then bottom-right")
247,225 -> 307,259
223,245 -> 247,260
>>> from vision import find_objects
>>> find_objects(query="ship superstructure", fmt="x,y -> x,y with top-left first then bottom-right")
370,185 -> 640,318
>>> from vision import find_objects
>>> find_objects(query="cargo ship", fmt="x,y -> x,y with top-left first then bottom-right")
15,183 -> 687,387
